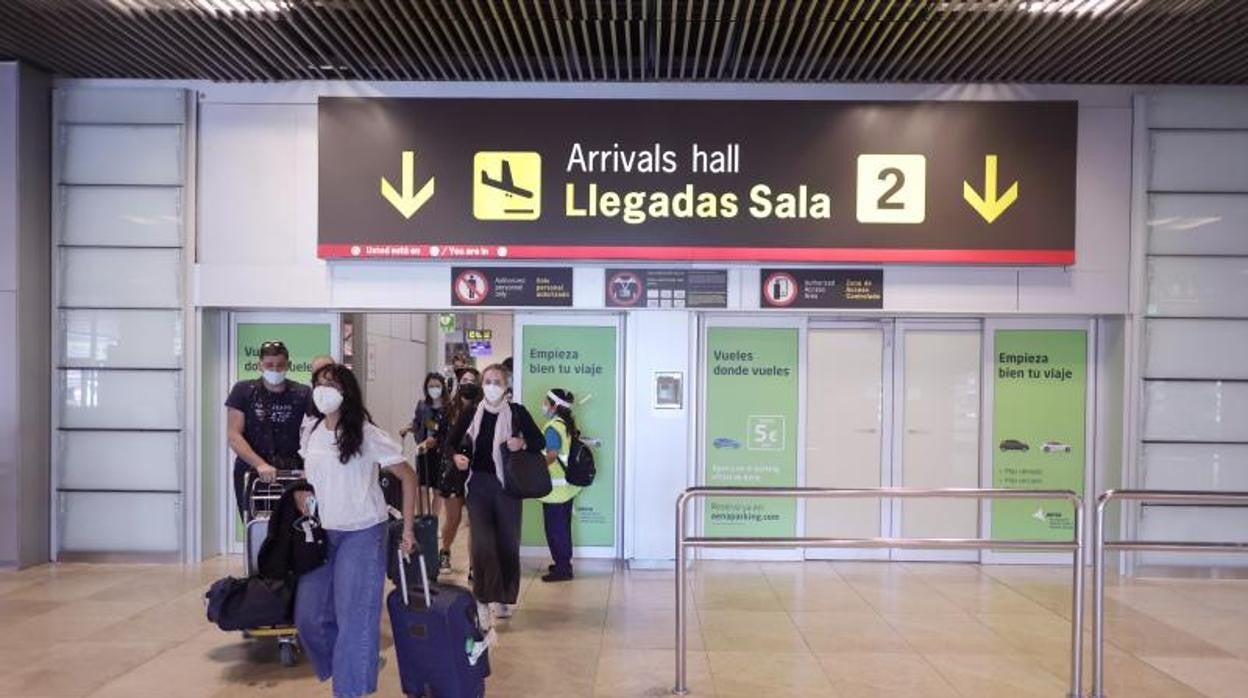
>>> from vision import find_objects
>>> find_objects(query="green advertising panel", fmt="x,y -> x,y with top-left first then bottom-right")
991,329 -> 1087,541
704,327 -> 799,537
519,325 -> 618,548
233,322 -> 333,542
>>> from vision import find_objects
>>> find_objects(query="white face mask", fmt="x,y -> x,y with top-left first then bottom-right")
262,370 -> 286,386
482,384 -> 505,404
427,386 -> 443,400
313,386 -> 344,415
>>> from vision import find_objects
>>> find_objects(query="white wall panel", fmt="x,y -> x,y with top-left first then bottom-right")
1148,91 -> 1248,130
59,88 -> 186,125
1146,256 -> 1248,318
1149,194 -> 1248,255
883,268 -> 1018,313
61,125 -> 183,185
61,309 -> 183,369
58,431 -> 181,491
1150,131 -> 1248,193
1144,319 -> 1248,379
1143,380 -> 1248,443
60,369 -> 182,430
61,186 -> 182,247
58,492 -> 180,553
1141,443 -> 1248,491
1139,506 -> 1248,567
61,248 -> 182,308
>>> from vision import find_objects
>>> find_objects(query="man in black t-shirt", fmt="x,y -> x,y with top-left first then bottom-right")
225,340 -> 312,520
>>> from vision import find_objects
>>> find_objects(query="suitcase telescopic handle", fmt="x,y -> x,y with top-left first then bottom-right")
397,548 -> 432,609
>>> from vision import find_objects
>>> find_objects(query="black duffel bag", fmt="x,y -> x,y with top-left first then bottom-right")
502,448 -> 552,500
205,576 -> 294,631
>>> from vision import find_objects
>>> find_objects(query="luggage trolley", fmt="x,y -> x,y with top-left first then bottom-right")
242,469 -> 305,668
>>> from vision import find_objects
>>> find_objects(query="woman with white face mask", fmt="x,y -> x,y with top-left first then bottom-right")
296,365 -> 417,698
445,364 -> 545,622
398,372 -> 455,572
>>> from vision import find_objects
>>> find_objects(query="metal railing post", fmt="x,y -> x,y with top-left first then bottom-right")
1070,501 -> 1085,698
1091,493 -> 1109,698
1090,489 -> 1248,698
674,491 -> 689,696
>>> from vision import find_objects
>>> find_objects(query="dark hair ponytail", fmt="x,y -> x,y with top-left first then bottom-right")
549,388 -> 580,440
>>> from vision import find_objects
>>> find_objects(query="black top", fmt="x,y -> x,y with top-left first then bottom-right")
225,379 -> 311,469
446,402 -> 545,476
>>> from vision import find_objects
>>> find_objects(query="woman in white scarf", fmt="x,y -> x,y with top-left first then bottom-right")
446,363 -> 545,621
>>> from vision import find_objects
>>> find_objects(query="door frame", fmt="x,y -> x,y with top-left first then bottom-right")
513,312 -> 625,560
804,318 -> 894,561
980,317 -> 1097,565
890,319 -> 984,562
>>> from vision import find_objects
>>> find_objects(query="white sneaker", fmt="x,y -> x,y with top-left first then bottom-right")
493,603 -> 514,619
476,602 -> 493,633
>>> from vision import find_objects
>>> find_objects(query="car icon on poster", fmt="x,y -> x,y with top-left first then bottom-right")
1042,441 -> 1072,453
998,439 -> 1030,452
713,437 -> 742,450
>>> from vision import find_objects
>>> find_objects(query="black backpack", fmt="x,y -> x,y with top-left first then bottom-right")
564,436 -> 596,488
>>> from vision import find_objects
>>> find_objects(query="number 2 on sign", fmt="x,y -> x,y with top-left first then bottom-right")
856,154 -> 926,224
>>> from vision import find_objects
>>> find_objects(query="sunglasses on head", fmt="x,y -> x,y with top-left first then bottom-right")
260,340 -> 287,351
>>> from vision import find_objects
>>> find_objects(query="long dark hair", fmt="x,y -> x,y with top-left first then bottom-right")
422,372 -> 446,406
448,382 -> 482,426
313,364 -> 373,464
548,388 -> 580,440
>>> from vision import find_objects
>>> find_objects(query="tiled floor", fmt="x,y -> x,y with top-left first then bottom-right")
1,542 -> 1246,697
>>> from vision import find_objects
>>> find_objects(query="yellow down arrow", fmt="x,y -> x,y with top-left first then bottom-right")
962,154 -> 1018,224
380,150 -> 435,219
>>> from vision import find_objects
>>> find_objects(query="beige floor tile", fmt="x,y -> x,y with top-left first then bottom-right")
930,580 -> 1056,615
818,652 -> 960,697
85,590 -> 214,644
1101,608 -> 1235,658
594,648 -> 712,697
850,581 -> 969,615
607,577 -> 689,610
883,612 -> 1020,655
790,611 -> 913,654
0,597 -> 60,622
1180,614 -> 1248,658
924,652 -> 1069,698
603,606 -> 704,650
692,576 -> 784,612
0,601 -> 152,647
699,610 -> 808,652
0,641 -> 167,698
1094,653 -> 1208,698
708,650 -> 835,697
1140,656 -> 1248,698
493,604 -> 607,650
486,646 -> 599,698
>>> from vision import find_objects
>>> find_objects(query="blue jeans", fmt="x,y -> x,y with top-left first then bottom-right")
294,521 -> 386,698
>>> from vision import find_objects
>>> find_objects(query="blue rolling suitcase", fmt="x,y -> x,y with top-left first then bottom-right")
388,549 -> 491,698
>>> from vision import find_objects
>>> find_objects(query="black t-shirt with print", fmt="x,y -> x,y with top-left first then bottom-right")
225,379 -> 311,471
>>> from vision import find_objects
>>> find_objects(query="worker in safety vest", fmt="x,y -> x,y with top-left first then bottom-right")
538,388 -> 581,582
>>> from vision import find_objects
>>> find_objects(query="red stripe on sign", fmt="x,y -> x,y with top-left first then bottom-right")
317,244 -> 1075,265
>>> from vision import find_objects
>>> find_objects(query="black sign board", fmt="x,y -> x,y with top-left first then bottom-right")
605,269 -> 728,308
451,267 -> 573,307
761,269 -> 884,309
319,98 -> 1077,265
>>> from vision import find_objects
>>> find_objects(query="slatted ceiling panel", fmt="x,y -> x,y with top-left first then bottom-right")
1,0 -> 1246,83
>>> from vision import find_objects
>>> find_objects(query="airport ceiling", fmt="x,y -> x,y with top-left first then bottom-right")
1,1 -> 1246,84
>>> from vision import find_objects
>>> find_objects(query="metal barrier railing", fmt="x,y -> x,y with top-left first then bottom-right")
674,486 -> 1086,698
1091,489 -> 1248,698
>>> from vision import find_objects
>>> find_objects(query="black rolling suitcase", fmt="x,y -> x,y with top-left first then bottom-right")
388,548 -> 491,698
381,446 -> 440,583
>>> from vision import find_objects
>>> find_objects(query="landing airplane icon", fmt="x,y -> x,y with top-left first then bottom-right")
480,160 -> 535,212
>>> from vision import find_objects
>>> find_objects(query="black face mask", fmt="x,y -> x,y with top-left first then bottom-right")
457,384 -> 482,402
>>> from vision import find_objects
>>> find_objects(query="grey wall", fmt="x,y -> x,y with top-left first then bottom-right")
0,62 -> 52,568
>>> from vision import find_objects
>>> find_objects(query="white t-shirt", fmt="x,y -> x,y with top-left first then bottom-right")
300,420 -> 407,531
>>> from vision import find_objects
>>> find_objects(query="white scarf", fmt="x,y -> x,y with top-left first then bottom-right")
468,398 -> 513,485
